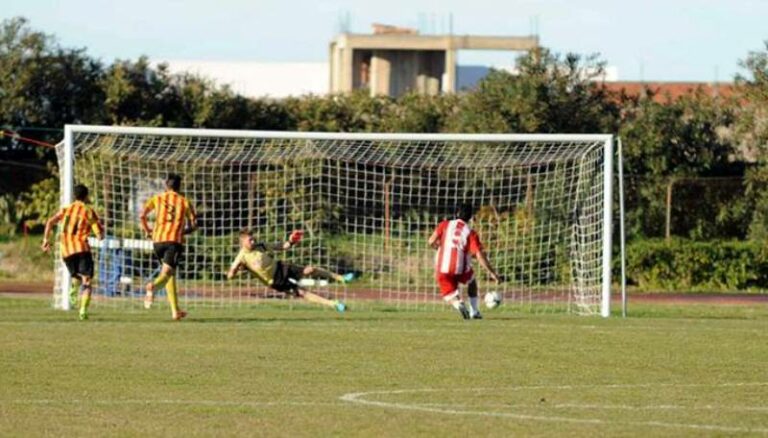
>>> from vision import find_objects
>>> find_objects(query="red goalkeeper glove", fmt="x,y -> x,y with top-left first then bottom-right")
288,230 -> 304,244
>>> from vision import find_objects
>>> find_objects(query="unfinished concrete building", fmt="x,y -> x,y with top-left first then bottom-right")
329,24 -> 539,97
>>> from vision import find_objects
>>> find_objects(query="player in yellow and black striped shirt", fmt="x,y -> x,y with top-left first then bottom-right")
140,174 -> 198,320
42,184 -> 104,320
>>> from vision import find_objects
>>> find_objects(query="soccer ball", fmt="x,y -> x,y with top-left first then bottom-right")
484,291 -> 502,309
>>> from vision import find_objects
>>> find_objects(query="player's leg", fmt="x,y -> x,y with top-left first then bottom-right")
68,277 -> 82,308
145,244 -> 172,309
64,255 -> 81,307
167,274 -> 186,320
79,275 -> 92,320
437,274 -> 469,320
466,279 -> 482,319
302,266 -> 354,284
164,244 -> 186,320
295,286 -> 347,312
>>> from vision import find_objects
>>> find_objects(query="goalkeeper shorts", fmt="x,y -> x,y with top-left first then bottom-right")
271,261 -> 304,294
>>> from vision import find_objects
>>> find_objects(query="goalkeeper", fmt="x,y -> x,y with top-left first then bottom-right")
226,229 -> 353,312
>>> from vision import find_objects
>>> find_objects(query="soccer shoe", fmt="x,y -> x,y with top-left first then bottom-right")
143,283 -> 154,310
172,310 -> 188,321
341,273 -> 355,284
78,311 -> 88,321
457,302 -> 470,320
470,311 -> 483,320
334,301 -> 347,313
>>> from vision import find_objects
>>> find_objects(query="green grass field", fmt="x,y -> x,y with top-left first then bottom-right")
1,296 -> 767,437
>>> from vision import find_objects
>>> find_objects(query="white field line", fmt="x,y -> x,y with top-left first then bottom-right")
0,399 -> 341,408
339,383 -> 768,435
413,402 -> 768,412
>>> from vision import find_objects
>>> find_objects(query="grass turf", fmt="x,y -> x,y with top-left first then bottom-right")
1,296 -> 767,437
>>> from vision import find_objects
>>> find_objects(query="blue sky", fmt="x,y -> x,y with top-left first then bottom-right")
5,0 -> 766,81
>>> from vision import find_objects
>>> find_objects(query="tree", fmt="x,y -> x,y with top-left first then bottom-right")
737,42 -> 768,240
447,49 -> 619,134
0,17 -> 104,156
619,89 -> 740,239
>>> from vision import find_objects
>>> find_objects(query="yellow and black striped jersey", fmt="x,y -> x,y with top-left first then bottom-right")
144,191 -> 196,244
58,201 -> 103,258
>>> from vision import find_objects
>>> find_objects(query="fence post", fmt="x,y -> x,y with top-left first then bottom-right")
665,178 -> 674,242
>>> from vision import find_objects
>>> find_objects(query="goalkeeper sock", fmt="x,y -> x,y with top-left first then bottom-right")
469,296 -> 479,313
166,276 -> 179,317
152,272 -> 171,290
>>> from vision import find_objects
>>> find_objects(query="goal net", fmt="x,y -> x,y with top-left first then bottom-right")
54,125 -> 613,316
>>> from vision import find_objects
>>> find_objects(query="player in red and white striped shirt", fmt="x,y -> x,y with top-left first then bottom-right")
428,204 -> 501,319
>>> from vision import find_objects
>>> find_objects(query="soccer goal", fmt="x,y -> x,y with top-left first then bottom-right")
54,125 -> 616,316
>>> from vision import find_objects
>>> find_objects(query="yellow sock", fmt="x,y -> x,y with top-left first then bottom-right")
69,279 -> 81,306
166,276 -> 179,316
80,288 -> 91,313
152,272 -> 171,290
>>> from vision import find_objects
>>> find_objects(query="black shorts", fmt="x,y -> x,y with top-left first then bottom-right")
64,252 -> 94,278
271,261 -> 305,294
153,242 -> 183,269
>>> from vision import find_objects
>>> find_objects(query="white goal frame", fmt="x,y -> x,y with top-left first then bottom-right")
56,125 -> 616,317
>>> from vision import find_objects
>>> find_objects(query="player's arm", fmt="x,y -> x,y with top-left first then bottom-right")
140,197 -> 155,237
428,223 -> 444,249
183,200 -> 198,235
468,231 -> 502,283
475,250 -> 502,284
41,210 -> 64,252
226,253 -> 244,280
268,230 -> 304,251
89,209 -> 105,240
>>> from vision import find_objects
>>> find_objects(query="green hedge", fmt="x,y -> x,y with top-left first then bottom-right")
622,239 -> 768,292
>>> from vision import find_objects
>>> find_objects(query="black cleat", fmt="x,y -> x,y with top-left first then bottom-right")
457,302 -> 470,320
470,311 -> 483,320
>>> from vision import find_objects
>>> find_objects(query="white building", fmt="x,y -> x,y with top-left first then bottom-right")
157,60 -> 618,99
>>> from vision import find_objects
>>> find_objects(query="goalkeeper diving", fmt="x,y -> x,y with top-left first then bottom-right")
226,229 -> 354,312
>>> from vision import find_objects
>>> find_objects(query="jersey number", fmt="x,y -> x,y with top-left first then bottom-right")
163,203 -> 176,222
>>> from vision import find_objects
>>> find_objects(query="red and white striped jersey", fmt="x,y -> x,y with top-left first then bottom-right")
433,219 -> 482,275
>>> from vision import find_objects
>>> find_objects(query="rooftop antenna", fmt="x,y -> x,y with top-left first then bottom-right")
337,10 -> 351,33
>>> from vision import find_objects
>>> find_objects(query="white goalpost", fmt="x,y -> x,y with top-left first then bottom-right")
54,125 -> 615,316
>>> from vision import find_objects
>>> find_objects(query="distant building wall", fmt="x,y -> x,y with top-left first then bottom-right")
157,60 -> 329,98
158,60 -> 621,99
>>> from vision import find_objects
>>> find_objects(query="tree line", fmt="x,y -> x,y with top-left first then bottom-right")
2,16 -> 768,247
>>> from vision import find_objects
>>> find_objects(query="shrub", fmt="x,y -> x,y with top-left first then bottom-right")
622,239 -> 768,292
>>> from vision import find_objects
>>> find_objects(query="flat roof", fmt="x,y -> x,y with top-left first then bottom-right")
332,33 -> 539,51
